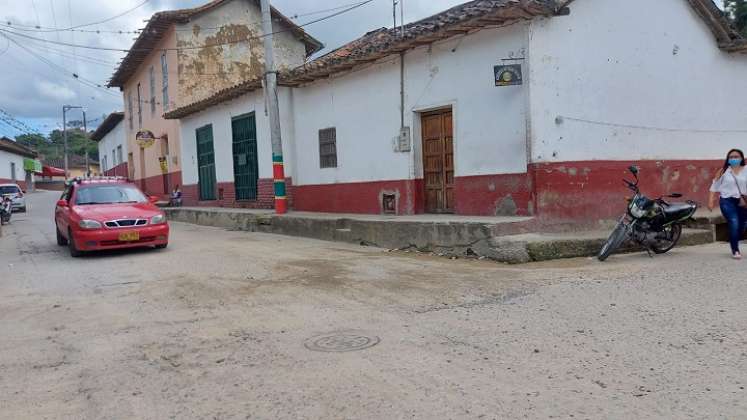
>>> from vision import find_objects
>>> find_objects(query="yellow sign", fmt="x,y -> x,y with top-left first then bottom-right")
136,130 -> 156,148
158,156 -> 168,173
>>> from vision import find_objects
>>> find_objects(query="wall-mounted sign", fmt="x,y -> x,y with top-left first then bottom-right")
136,130 -> 156,148
23,158 -> 42,173
158,156 -> 169,173
494,64 -> 523,86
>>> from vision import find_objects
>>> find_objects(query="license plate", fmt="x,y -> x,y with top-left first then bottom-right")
118,231 -> 140,242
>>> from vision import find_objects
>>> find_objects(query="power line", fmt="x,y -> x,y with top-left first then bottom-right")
2,0 -> 371,35
0,32 -> 120,99
0,0 -> 378,53
559,115 -> 747,134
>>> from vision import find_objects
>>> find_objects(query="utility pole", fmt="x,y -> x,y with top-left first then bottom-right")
62,105 -> 84,180
259,0 -> 287,214
83,111 -> 89,176
62,106 -> 68,180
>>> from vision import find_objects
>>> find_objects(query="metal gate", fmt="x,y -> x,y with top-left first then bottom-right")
196,125 -> 217,201
231,114 -> 259,200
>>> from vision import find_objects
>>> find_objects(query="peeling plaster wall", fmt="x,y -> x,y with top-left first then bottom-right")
176,0 -> 307,106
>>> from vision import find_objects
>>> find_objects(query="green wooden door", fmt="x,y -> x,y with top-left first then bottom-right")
231,114 -> 259,200
196,125 -> 216,200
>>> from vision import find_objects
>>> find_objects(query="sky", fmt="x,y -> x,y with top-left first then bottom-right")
0,0 -> 467,138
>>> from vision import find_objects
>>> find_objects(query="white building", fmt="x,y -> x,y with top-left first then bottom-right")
0,136 -> 38,191
165,0 -> 747,222
91,112 -> 128,178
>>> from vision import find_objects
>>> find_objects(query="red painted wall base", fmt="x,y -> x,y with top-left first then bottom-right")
136,171 -> 183,199
103,163 -> 128,179
532,160 -> 720,221
0,178 -> 25,190
166,159 -> 723,220
182,178 -> 294,209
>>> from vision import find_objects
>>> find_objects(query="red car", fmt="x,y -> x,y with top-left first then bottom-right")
54,178 -> 169,257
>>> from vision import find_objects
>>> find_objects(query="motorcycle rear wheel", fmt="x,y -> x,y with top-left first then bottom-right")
598,221 -> 628,261
651,224 -> 682,254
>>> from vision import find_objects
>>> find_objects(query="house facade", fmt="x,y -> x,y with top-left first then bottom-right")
165,0 -> 747,222
92,112 -> 128,178
0,137 -> 38,190
108,0 -> 322,198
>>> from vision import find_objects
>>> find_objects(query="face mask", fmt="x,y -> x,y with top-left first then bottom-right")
729,158 -> 742,167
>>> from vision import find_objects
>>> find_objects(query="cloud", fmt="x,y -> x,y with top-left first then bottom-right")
35,80 -> 76,101
1,0 -> 469,135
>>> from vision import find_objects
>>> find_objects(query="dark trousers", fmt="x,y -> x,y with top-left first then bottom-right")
720,197 -> 747,254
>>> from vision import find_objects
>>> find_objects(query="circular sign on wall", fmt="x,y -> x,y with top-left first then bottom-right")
136,130 -> 156,148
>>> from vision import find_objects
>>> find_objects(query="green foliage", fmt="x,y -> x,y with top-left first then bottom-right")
725,0 -> 747,37
15,129 -> 98,162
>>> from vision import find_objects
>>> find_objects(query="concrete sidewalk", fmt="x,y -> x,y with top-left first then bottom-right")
164,207 -> 715,263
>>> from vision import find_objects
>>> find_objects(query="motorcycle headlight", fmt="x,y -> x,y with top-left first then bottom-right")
151,214 -> 166,225
629,202 -> 646,218
79,219 -> 102,230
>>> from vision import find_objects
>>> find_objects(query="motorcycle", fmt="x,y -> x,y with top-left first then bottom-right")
598,165 -> 698,261
0,195 -> 11,225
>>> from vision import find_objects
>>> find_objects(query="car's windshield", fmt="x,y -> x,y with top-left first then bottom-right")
75,185 -> 147,205
0,186 -> 20,195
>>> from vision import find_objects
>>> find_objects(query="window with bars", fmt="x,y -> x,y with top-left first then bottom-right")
149,66 -> 156,116
319,127 -> 337,169
136,83 -> 143,128
161,52 -> 169,112
127,92 -> 133,129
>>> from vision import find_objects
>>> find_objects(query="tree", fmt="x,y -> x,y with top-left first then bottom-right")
725,0 -> 747,37
15,129 -> 98,162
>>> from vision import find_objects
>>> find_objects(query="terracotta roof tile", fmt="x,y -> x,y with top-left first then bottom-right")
108,0 -> 323,88
164,0 -> 745,120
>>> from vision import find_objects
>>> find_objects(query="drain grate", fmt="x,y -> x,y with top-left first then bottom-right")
304,333 -> 380,353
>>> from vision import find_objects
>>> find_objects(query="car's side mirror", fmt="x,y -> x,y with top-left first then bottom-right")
56,199 -> 68,207
148,196 -> 159,204
21,190 -> 26,194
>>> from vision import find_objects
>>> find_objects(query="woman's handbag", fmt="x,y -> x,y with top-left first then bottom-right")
731,172 -> 747,208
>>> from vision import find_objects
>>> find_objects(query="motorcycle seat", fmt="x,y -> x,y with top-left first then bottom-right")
663,202 -> 695,216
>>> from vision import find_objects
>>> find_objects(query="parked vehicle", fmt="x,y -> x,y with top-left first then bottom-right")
0,195 -> 12,225
0,183 -> 26,212
598,166 -> 698,261
54,177 -> 169,257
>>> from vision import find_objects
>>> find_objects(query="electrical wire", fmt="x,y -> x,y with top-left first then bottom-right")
2,0 -> 371,35
0,0 -> 378,53
560,115 -> 747,134
0,32 -> 120,98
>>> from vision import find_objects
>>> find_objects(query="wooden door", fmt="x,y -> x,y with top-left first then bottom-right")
196,125 -> 217,201
421,109 -> 454,213
231,114 -> 259,200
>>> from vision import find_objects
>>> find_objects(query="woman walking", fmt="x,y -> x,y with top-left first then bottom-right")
708,149 -> 747,259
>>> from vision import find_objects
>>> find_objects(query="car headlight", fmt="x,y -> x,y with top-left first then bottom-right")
79,220 -> 102,229
151,214 -> 166,225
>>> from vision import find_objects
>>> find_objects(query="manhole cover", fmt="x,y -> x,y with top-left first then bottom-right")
304,333 -> 380,353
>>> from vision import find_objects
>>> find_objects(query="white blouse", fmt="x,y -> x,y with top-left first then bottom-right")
711,167 -> 747,199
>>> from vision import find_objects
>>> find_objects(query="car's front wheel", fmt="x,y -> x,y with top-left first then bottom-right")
155,243 -> 168,249
68,229 -> 83,258
56,225 -> 68,246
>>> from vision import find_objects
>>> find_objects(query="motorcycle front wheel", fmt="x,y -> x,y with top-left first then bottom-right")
598,221 -> 629,261
651,224 -> 682,254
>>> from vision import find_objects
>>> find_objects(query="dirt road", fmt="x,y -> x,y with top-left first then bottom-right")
1,191 -> 746,419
